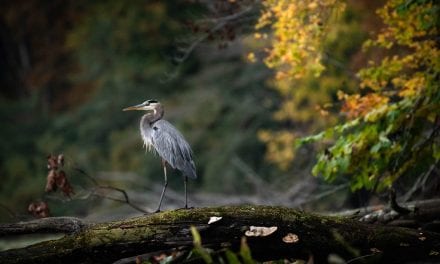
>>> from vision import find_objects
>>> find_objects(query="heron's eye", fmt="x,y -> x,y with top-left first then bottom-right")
153,126 -> 158,131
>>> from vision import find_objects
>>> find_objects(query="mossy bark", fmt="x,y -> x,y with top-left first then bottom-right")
1,206 -> 439,263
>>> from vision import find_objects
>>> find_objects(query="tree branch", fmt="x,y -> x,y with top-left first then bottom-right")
89,186 -> 150,214
172,5 -> 255,64
0,217 -> 88,236
1,206 -> 439,263
73,167 -> 150,214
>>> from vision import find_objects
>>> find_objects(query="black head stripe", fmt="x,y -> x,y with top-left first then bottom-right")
147,100 -> 158,104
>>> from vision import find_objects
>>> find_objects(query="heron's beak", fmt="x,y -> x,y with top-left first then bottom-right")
123,103 -> 150,111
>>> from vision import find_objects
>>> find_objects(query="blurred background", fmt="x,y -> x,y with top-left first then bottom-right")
0,0 -> 410,225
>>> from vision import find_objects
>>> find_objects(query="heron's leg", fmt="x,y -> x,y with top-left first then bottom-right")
155,159 -> 168,213
184,176 -> 188,209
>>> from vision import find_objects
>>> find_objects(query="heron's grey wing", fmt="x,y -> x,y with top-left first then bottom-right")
151,120 -> 197,179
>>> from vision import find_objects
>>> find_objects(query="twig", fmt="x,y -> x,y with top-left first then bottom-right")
173,6 -> 254,63
231,156 -> 273,199
403,163 -> 437,202
112,249 -> 188,264
73,166 -> 99,185
90,186 -> 150,214
298,183 -> 349,206
73,166 -> 150,214
197,6 -> 254,23
389,188 -> 411,215
346,253 -> 378,263
0,204 -> 17,220
160,5 -> 255,82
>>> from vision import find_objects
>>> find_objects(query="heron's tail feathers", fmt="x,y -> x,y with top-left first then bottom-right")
183,161 -> 197,179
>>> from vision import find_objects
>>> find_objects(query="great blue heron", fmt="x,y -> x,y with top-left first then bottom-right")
123,99 -> 196,212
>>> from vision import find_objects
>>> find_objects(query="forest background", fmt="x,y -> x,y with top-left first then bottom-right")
0,0 -> 438,233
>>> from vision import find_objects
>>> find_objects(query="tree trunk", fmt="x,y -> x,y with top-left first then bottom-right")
1,205 -> 439,263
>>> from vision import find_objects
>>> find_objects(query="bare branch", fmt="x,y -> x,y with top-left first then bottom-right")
0,204 -> 17,220
174,6 -> 254,63
89,186 -> 150,214
297,183 -> 349,206
231,156 -> 274,199
195,6 -> 255,24
72,166 -> 150,214
403,163 -> 437,202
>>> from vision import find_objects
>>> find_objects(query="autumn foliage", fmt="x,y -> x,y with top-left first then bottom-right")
256,0 -> 439,191
45,154 -> 74,197
27,201 -> 50,218
28,154 -> 74,218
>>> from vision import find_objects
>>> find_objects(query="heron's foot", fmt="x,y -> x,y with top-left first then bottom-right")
154,209 -> 161,213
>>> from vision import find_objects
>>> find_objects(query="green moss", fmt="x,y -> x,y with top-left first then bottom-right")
2,205 -> 440,264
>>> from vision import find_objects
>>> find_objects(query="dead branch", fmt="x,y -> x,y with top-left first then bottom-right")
0,217 -> 88,236
0,206 -> 439,264
73,167 -> 150,214
333,198 -> 440,232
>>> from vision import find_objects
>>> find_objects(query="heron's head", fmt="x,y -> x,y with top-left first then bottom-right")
123,100 -> 161,112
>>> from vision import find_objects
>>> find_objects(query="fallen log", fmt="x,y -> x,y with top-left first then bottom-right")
1,205 -> 439,263
0,217 -> 87,236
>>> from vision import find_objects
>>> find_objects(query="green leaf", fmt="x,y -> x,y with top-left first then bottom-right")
191,226 -> 213,264
338,156 -> 350,172
296,131 -> 325,147
370,143 -> 382,154
240,237 -> 255,264
433,144 -> 440,161
191,226 -> 202,246
225,250 -> 241,264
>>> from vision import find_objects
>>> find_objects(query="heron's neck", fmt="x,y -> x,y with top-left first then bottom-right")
143,106 -> 164,124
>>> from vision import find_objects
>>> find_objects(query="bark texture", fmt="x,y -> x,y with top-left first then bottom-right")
1,205 -> 439,263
